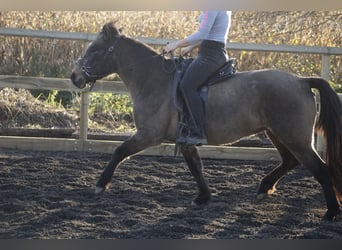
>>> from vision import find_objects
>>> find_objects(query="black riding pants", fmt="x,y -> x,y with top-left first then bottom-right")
179,40 -> 227,134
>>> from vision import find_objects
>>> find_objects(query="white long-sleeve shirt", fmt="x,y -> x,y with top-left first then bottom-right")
186,11 -> 231,45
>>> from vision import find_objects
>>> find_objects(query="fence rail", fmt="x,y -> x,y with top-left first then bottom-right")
0,27 -> 342,160
1,27 -> 342,55
1,27 -> 342,81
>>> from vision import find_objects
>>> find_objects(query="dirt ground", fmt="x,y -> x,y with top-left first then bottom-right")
0,148 -> 341,239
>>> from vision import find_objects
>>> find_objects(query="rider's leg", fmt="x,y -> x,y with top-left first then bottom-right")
178,40 -> 227,145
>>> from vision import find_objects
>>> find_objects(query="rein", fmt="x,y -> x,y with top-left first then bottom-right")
77,35 -> 177,91
161,50 -> 177,74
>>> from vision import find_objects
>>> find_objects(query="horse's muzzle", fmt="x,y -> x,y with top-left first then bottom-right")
70,72 -> 87,89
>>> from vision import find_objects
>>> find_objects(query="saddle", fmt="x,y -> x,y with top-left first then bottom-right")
172,56 -> 236,154
172,57 -> 236,113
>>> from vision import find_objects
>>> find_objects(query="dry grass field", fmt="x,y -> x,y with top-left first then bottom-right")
1,11 -> 341,78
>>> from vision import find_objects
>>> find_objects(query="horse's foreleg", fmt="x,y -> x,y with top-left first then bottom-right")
181,145 -> 211,205
95,132 -> 158,193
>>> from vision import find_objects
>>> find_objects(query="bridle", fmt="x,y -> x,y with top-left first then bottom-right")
76,35 -> 123,91
76,35 -> 177,91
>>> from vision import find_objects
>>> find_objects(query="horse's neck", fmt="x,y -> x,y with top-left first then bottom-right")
117,38 -> 171,96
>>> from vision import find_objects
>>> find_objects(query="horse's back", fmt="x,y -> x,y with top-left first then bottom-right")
208,69 -> 315,113
205,69 -> 316,144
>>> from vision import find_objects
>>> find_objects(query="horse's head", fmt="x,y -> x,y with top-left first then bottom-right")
70,21 -> 122,89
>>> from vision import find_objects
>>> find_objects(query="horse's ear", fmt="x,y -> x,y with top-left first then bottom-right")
102,23 -> 112,40
102,21 -> 120,40
110,20 -> 123,35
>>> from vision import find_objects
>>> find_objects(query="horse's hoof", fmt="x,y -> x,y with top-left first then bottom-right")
95,186 -> 105,194
256,193 -> 267,202
190,200 -> 198,207
190,200 -> 208,208
323,208 -> 341,222
95,182 -> 111,194
191,194 -> 211,207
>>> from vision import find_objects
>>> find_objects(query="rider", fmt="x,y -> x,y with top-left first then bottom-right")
164,11 -> 232,145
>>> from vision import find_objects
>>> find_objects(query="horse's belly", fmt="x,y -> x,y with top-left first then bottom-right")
204,80 -> 265,145
205,108 -> 263,145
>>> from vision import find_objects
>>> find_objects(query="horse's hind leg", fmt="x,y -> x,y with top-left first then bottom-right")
291,147 -> 341,221
95,131 -> 159,193
267,125 -> 340,220
181,145 -> 211,205
257,131 -> 300,201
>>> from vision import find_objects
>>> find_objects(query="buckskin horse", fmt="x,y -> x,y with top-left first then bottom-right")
70,21 -> 342,221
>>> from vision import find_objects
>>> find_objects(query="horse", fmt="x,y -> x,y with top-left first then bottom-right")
70,21 -> 342,221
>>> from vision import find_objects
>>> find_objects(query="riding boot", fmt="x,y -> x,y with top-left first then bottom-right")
176,100 -> 208,146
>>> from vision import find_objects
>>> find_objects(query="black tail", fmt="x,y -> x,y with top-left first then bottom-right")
306,77 -> 342,202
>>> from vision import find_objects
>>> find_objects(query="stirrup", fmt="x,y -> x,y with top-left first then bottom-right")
184,136 -> 208,146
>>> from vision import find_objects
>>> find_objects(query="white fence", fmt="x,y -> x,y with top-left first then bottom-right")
0,27 -> 341,161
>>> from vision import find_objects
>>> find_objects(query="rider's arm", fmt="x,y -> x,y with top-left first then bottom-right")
186,11 -> 218,44
181,42 -> 201,56
164,11 -> 218,53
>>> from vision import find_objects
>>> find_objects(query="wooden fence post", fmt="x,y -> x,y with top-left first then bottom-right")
321,54 -> 330,82
79,91 -> 89,150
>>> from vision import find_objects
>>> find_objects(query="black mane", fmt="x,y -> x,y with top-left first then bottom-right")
103,21 -> 159,56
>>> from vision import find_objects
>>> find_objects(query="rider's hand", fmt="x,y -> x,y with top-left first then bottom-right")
164,42 -> 178,53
